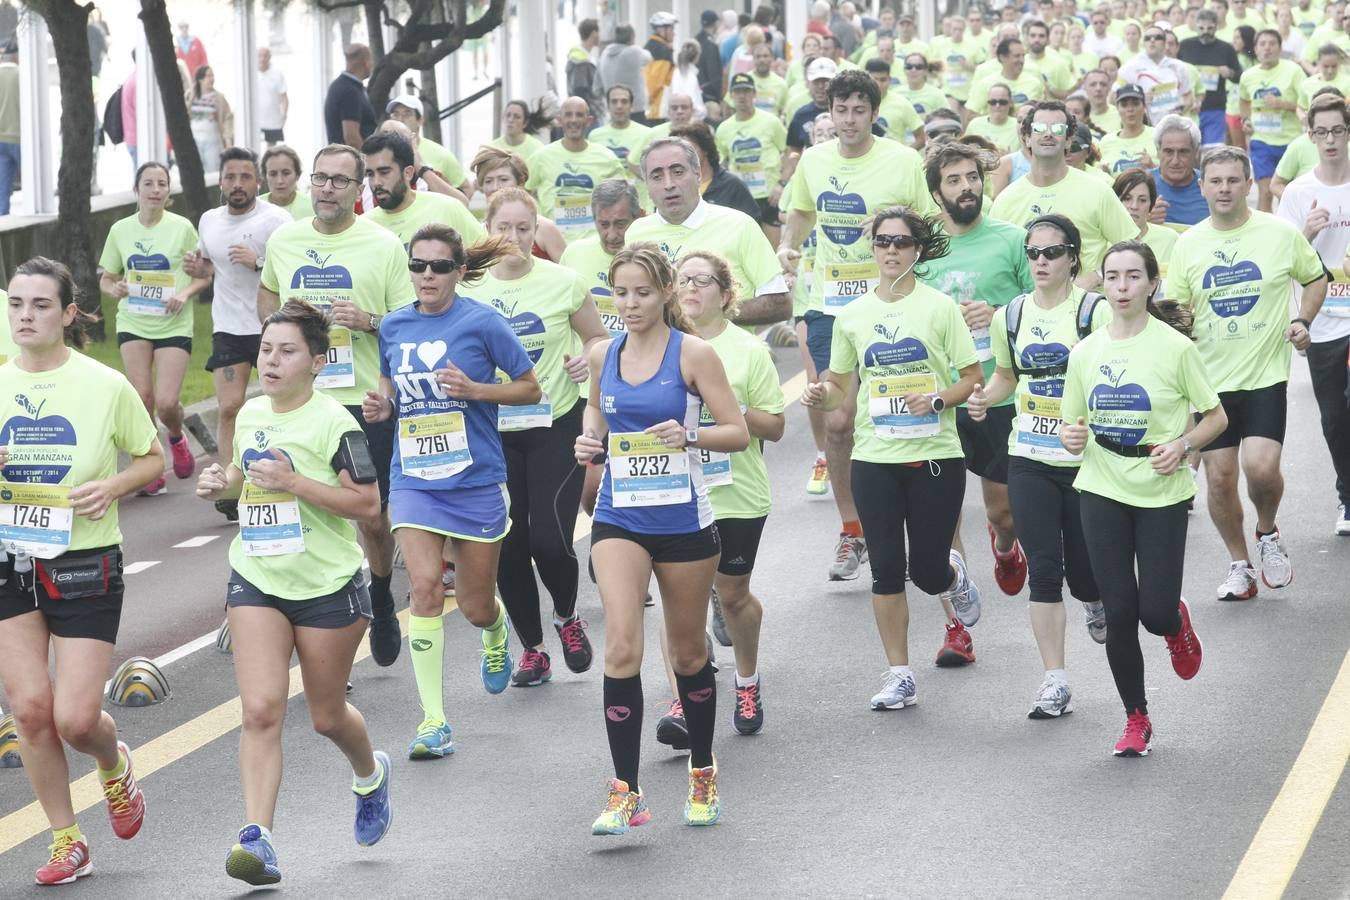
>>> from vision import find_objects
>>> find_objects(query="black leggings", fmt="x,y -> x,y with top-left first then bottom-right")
1306,336 -> 1350,507
497,398 -> 586,648
1079,492 -> 1188,714
851,458 -> 965,596
1006,457 -> 1099,604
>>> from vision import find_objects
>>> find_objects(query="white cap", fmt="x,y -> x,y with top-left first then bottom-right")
650,11 -> 677,27
386,93 -> 423,116
806,58 -> 839,81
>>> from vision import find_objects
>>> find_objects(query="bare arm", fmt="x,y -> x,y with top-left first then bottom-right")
257,285 -> 280,322
341,119 -> 363,149
730,292 -> 791,325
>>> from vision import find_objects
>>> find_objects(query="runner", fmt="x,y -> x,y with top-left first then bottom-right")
588,84 -> 654,205
864,58 -> 925,148
185,147 -> 291,522
362,130 -> 485,251
384,94 -> 474,199
1112,167 -> 1178,265
195,300 -> 392,886
468,145 -> 566,260
458,186 -> 608,687
1119,24 -> 1194,124
0,256 -> 163,885
98,161 -> 210,497
361,223 -> 541,757
966,215 -> 1111,719
965,82 -> 1020,153
1238,29 -> 1305,210
260,145 -> 315,219
716,73 -> 789,242
1060,240 -> 1222,756
778,68 -> 937,581
1098,84 -> 1156,174
800,207 -> 983,710
575,243 -> 748,834
524,96 -> 627,244
491,99 -> 544,162
258,143 -> 414,667
1165,146 -> 1327,600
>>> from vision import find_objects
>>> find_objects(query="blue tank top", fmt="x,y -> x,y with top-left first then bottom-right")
1010,149 -> 1031,184
595,329 -> 713,535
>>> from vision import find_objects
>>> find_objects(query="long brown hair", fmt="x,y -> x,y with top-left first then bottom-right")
608,243 -> 695,334
408,224 -> 517,287
1101,240 -> 1194,339
12,256 -> 100,349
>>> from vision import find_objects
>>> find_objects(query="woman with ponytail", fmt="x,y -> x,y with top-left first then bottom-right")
1060,240 -> 1224,758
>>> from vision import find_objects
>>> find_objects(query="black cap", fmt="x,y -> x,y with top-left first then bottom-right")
1115,83 -> 1145,103
1070,123 -> 1094,150
729,72 -> 755,91
702,9 -> 719,26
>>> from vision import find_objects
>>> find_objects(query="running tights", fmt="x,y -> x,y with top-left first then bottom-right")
1306,336 -> 1350,508
850,458 -> 966,596
1006,457 -> 1099,604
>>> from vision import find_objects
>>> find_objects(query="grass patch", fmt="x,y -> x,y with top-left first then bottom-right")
81,293 -> 219,408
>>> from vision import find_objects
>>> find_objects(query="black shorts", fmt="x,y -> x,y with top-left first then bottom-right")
206,332 -> 261,372
0,546 -> 125,643
117,333 -> 193,353
262,128 -> 285,143
756,197 -> 781,226
715,516 -> 766,576
957,404 -> 1014,483
590,521 -> 721,564
345,404 -> 394,505
227,569 -> 372,629
1200,382 -> 1288,451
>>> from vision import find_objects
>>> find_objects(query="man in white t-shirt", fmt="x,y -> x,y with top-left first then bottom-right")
1119,24 -> 1194,123
256,47 -> 288,146
1083,7 -> 1124,57
183,146 -> 291,519
1274,93 -> 1350,534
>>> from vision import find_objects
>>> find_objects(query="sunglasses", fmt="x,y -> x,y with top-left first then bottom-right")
1144,33 -> 1167,41
1030,122 -> 1069,136
408,258 -> 460,274
905,63 -> 928,70
988,98 -> 1011,106
1025,243 -> 1073,261
873,233 -> 919,249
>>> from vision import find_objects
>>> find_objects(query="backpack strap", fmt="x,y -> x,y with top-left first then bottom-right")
1004,294 -> 1027,378
1077,291 -> 1105,341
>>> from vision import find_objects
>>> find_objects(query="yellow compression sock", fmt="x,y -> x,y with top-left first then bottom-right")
408,614 -> 446,723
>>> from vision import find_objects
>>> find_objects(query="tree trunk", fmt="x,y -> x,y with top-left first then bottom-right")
138,0 -> 209,224
23,0 -> 103,333
364,0 -> 506,118
363,0 -> 383,59
418,0 -> 442,143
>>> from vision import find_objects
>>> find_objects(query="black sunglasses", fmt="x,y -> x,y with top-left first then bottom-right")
873,233 -> 919,249
988,98 -> 1011,106
905,63 -> 928,70
408,258 -> 460,274
1025,243 -> 1072,261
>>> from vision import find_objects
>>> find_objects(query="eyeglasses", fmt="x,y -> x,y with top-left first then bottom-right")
310,172 -> 358,188
905,63 -> 927,70
1144,33 -> 1166,41
408,258 -> 460,274
873,233 -> 919,249
678,273 -> 723,288
1312,125 -> 1349,139
1030,122 -> 1069,136
1025,243 -> 1073,261
988,98 -> 1011,106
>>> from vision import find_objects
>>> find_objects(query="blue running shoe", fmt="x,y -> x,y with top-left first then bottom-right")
407,719 -> 454,760
354,751 -> 393,847
481,616 -> 513,695
225,825 -> 281,886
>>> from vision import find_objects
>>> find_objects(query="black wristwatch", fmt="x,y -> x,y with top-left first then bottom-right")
929,393 -> 946,413
1291,317 -> 1311,329
416,165 -> 434,182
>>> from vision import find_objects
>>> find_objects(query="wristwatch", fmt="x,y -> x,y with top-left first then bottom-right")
1182,436 -> 1193,458
253,257 -> 264,273
929,393 -> 946,413
416,165 -> 434,182
368,313 -> 381,333
1291,317 -> 1311,329
685,428 -> 700,446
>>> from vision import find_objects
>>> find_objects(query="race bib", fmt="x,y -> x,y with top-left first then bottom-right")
1014,389 -> 1079,462
823,262 -> 879,315
498,392 -> 553,431
399,412 -> 472,479
127,271 -> 175,317
0,482 -> 71,559
239,482 -> 304,556
556,195 -> 594,236
734,162 -> 767,196
1252,110 -> 1282,134
608,431 -> 691,507
1149,85 -> 1180,117
868,373 -> 940,438
595,294 -> 626,336
698,448 -> 733,486
316,327 -> 355,389
1200,67 -> 1220,93
971,325 -> 993,362
1323,280 -> 1350,318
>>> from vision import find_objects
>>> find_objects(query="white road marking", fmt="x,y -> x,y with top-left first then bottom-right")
173,535 -> 220,549
123,560 -> 161,575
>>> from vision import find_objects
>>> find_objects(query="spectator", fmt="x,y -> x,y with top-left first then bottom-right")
189,65 -> 233,173
174,19 -> 208,76
324,43 -> 376,147
830,1 -> 864,56
807,1 -> 832,38
567,17 -> 604,122
0,39 -> 16,215
729,24 -> 766,78
597,24 -> 652,122
666,41 -> 707,121
645,11 -> 678,123
256,47 -> 288,146
122,59 -> 137,170
696,9 -> 725,103
717,9 -> 740,46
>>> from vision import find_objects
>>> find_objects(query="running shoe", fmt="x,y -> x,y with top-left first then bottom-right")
1164,598 -> 1203,681
169,434 -> 195,478
644,592 -> 655,608
732,679 -> 764,735
101,741 -> 145,840
407,719 -> 454,760
988,522 -> 1027,595
656,699 -> 690,750
554,615 -> 593,673
1028,676 -> 1073,719
1256,529 -> 1293,589
710,587 -> 732,647
136,475 -> 167,497
441,562 -> 456,597
942,550 -> 982,627
481,617 -> 513,694
1337,504 -> 1350,536
684,758 -> 721,826
935,620 -> 975,667
353,751 -> 393,846
225,825 -> 281,886
591,779 -> 651,835
1217,562 -> 1258,602
35,834 -> 92,886
828,533 -> 867,581
369,609 -> 401,667
215,498 -> 239,522
511,648 -> 553,687
1113,710 -> 1153,757
1082,600 -> 1108,644
869,669 -> 917,710
806,456 -> 830,495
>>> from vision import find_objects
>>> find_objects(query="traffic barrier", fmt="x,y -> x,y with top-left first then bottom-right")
216,618 -> 232,654
0,713 -> 21,768
106,657 -> 171,707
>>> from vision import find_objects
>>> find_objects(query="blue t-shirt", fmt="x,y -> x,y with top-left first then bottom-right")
1151,168 -> 1208,226
379,296 -> 533,491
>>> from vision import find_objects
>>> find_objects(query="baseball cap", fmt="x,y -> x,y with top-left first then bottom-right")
807,57 -> 839,81
898,13 -> 916,23
386,93 -> 423,116
1069,123 -> 1094,152
650,11 -> 677,27
1115,83 -> 1145,103
729,73 -> 756,91
701,9 -> 719,26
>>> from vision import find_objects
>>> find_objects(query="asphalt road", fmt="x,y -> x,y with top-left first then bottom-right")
0,347 -> 1345,899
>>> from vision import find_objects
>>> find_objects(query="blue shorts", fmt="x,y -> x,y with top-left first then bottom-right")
390,483 -> 511,542
1199,109 -> 1227,146
1249,139 -> 1287,181
802,309 -> 835,375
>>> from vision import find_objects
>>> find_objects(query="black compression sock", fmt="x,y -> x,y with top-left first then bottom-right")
603,675 -> 643,791
676,660 -> 717,769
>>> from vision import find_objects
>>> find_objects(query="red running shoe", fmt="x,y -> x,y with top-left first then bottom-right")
1113,710 -> 1153,757
34,834 -> 92,885
101,741 -> 146,840
935,620 -> 975,667
169,434 -> 195,479
988,522 -> 1027,595
1164,598 -> 1203,680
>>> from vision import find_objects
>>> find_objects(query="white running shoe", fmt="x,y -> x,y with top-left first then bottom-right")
1336,505 -> 1350,536
1257,530 -> 1293,589
1217,562 -> 1258,602
1028,676 -> 1073,719
1082,600 -> 1108,644
869,670 -> 917,710
828,534 -> 867,581
941,550 -> 981,627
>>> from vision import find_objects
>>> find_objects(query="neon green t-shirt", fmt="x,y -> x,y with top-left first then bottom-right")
829,283 -> 979,464
966,115 -> 1021,153
98,211 -> 199,341
0,290 -> 15,364
721,71 -> 789,117
1298,70 -> 1350,109
1274,132 -> 1318,182
1090,104 -> 1122,135
490,133 -> 544,162
990,166 -> 1140,273
559,236 -> 621,336
458,258 -> 587,423
1165,210 -> 1326,392
931,35 -> 987,100
1240,59 -> 1306,145
260,216 -> 414,406
363,190 -> 485,250
418,137 -> 467,187
967,71 -> 1048,114
1098,126 -> 1157,174
1062,316 -> 1219,507
0,351 -> 157,553
789,137 -> 937,315
1071,51 -> 1099,81
778,177 -> 817,318
228,392 -> 366,599
260,191 -> 315,220
1025,52 -> 1077,95
876,93 -> 923,145
701,323 -> 784,519
715,110 -> 787,200
589,121 -> 653,174
896,83 -> 949,118
1142,222 -> 1178,265
524,140 -> 627,243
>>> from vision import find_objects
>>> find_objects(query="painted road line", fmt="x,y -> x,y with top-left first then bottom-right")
1222,649 -> 1350,900
172,535 -> 220,549
122,561 -> 161,576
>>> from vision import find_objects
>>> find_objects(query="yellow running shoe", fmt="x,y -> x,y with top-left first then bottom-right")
591,779 -> 651,835
806,456 -> 830,496
684,758 -> 721,826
